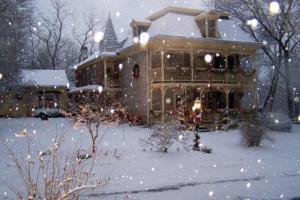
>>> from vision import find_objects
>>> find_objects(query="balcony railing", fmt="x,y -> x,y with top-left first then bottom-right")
150,67 -> 255,84
107,78 -> 121,88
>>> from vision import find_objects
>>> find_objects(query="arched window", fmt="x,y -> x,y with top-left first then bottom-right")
152,89 -> 162,111
203,90 -> 226,110
133,64 -> 140,80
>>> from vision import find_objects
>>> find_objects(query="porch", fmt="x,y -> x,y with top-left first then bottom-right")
150,84 -> 257,125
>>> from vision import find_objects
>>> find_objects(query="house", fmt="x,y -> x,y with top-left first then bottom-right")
0,70 -> 69,117
71,6 -> 262,125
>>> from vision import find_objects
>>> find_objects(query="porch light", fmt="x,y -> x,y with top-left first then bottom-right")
192,98 -> 202,112
166,98 -> 171,104
94,31 -> 104,43
204,54 -> 212,64
298,115 -> 300,122
119,63 -> 123,70
0,73 -> 2,80
269,1 -> 280,15
98,86 -> 103,93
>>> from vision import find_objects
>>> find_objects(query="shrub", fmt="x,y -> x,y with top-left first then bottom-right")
141,120 -> 180,153
240,114 -> 266,147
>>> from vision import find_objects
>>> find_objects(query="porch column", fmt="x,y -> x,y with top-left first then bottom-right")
161,49 -> 164,83
226,89 -> 230,110
161,86 -> 165,122
147,50 -> 150,125
149,87 -> 153,124
191,48 -> 194,82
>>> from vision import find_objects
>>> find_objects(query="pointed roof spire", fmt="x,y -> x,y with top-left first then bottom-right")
99,14 -> 126,53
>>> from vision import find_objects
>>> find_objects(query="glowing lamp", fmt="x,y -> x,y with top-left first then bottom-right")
0,73 -> 2,80
204,54 -> 212,63
119,64 -> 123,70
97,86 -> 103,93
193,98 -> 202,111
298,115 -> 300,122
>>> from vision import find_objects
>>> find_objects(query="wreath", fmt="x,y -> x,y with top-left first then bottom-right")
132,64 -> 140,80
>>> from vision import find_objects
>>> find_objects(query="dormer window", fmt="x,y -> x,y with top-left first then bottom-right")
195,10 -> 229,38
134,26 -> 147,37
130,20 -> 151,38
207,20 -> 216,38
197,19 -> 216,38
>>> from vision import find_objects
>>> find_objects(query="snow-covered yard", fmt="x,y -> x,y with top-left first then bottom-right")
0,118 -> 300,199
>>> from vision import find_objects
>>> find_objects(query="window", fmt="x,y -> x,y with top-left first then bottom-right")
164,51 -> 191,68
207,20 -> 216,38
229,91 -> 243,109
87,66 -> 97,84
107,63 -> 119,80
197,20 -> 206,38
204,91 -> 226,110
133,64 -> 140,80
227,55 -> 240,71
152,89 -> 162,111
134,26 -> 147,37
213,55 -> 226,69
151,51 -> 161,69
197,19 -> 216,38
39,93 -> 59,108
193,52 -> 208,68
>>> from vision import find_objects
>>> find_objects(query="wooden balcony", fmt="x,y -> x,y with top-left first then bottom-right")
107,78 -> 121,88
150,67 -> 255,84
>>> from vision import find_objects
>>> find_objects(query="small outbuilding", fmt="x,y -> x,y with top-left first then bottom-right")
0,69 -> 69,117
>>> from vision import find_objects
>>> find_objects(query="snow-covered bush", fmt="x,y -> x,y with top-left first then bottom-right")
141,120 -> 180,153
0,134 -> 106,199
240,114 -> 266,147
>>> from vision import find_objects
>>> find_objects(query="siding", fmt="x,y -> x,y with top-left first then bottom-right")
120,51 -> 149,122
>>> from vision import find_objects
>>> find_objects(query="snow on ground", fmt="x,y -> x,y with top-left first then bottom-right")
0,118 -> 300,199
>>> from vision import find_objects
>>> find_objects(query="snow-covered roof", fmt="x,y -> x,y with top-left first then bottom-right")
217,19 -> 253,43
76,51 -> 117,69
147,12 -> 203,39
21,70 -> 69,87
146,6 -> 204,21
69,84 -> 102,93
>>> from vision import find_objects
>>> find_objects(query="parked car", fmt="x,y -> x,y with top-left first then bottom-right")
260,112 -> 292,132
33,108 -> 65,118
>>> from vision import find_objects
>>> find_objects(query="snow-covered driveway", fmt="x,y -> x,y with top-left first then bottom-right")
0,118 -> 300,199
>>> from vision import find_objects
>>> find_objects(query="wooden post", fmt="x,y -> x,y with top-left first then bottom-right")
147,50 -> 150,125
161,86 -> 165,122
191,48 -> 194,82
161,49 -> 164,83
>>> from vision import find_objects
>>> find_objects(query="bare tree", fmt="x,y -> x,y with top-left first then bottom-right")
0,133 -> 106,199
216,0 -> 300,117
65,95 -> 123,154
72,13 -> 102,62
31,0 -> 68,70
